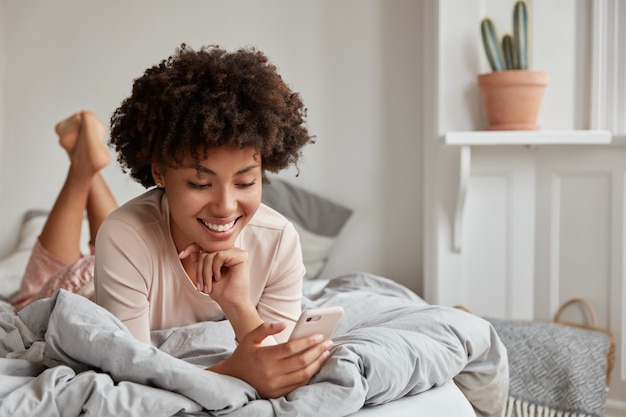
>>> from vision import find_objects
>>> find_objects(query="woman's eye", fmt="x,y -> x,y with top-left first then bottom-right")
188,182 -> 210,189
237,181 -> 256,189
187,180 -> 255,189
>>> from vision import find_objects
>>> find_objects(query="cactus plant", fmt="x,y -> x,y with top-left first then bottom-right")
481,18 -> 505,71
481,0 -> 529,72
502,34 -> 515,70
513,0 -> 528,69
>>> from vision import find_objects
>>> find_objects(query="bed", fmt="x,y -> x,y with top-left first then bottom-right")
0,178 -> 509,417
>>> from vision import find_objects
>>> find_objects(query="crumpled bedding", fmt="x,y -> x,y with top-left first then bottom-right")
0,272 -> 508,417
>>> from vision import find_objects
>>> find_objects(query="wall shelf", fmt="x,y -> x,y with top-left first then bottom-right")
442,130 -> 613,252
444,129 -> 612,146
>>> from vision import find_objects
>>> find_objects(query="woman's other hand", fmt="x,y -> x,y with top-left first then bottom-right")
209,322 -> 334,399
179,242 -> 261,341
178,243 -> 250,308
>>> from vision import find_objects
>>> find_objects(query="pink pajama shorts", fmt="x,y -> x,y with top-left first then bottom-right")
11,239 -> 95,311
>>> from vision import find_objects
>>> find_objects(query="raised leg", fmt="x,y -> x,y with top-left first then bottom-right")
38,110 -> 116,264
86,171 -> 117,246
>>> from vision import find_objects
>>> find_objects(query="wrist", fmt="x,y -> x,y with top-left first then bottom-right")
222,300 -> 256,320
207,358 -> 229,375
224,303 -> 262,341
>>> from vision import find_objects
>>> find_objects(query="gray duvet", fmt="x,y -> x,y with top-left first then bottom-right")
0,272 -> 508,417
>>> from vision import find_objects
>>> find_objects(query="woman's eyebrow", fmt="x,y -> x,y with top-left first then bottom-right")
194,164 -> 260,176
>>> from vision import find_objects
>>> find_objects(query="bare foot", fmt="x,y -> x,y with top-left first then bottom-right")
56,112 -> 82,154
68,111 -> 111,176
81,110 -> 109,144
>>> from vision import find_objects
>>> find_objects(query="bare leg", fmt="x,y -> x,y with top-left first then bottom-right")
80,111 -> 118,246
38,110 -> 115,264
86,172 -> 117,246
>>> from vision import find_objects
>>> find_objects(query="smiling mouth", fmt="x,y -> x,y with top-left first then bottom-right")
199,218 -> 237,232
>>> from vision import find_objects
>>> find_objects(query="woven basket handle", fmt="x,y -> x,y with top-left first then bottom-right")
553,297 -> 598,327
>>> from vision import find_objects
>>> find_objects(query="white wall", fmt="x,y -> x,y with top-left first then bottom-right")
423,0 -> 592,303
0,0 -> 6,184
423,1 -> 626,414
0,1 -> 423,293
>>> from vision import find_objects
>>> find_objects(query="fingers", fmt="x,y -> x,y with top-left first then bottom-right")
284,336 -> 333,364
220,325 -> 335,399
246,322 -> 287,344
195,256 -> 215,294
190,248 -> 249,295
178,244 -> 213,292
178,243 -> 204,262
270,337 -> 334,395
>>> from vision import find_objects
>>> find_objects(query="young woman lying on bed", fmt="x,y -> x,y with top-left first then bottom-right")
10,44 -> 333,399
6,44 -> 509,417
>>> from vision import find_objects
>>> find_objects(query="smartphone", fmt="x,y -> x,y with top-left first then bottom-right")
288,306 -> 344,341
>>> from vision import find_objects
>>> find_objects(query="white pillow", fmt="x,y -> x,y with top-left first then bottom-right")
0,252 -> 31,300
15,210 -> 49,252
290,221 -> 338,280
0,210 -> 90,300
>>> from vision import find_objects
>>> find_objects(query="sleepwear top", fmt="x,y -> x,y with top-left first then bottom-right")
94,188 -> 305,344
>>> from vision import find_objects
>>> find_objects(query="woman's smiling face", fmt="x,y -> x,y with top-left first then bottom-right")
153,145 -> 262,254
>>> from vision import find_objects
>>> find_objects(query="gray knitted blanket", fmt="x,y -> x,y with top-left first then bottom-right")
486,317 -> 610,417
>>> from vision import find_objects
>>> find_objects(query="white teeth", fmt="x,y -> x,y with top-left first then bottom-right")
203,219 -> 235,232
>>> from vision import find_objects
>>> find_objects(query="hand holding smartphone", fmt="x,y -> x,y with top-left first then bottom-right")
288,306 -> 344,341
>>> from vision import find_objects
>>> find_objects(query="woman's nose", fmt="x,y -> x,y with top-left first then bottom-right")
212,187 -> 236,214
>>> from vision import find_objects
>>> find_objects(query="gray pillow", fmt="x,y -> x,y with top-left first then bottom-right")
262,178 -> 352,279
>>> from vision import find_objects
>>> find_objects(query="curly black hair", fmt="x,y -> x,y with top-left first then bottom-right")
109,44 -> 314,188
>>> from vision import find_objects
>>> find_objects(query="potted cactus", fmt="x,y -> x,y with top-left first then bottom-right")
478,0 -> 548,130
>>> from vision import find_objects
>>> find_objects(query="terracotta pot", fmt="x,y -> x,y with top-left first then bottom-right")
477,70 -> 549,130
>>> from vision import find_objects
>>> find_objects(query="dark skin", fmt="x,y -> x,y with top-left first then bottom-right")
177,237 -> 332,398
210,322 -> 332,398
154,147 -> 333,398
109,44 -> 321,399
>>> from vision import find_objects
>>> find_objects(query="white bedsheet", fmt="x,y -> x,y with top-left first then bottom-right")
351,380 -> 476,416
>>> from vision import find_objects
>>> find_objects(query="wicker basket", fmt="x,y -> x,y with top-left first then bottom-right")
553,298 -> 616,386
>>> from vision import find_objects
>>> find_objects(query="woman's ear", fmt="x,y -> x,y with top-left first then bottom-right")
152,165 -> 165,188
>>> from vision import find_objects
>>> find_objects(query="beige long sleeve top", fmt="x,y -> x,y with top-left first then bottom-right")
94,189 -> 305,344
